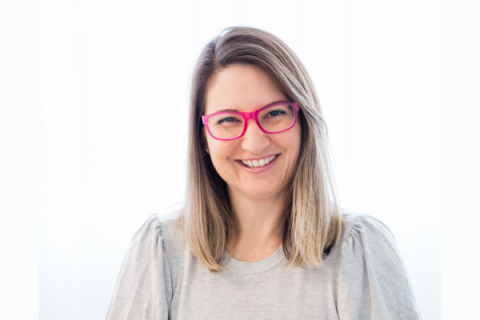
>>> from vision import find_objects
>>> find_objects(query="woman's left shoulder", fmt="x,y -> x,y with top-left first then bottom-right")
330,213 -> 406,268
332,214 -> 422,319
340,213 -> 397,245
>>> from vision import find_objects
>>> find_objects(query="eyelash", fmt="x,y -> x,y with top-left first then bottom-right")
218,117 -> 239,124
267,110 -> 285,117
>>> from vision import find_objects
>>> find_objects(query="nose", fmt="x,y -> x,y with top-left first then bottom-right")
240,119 -> 270,154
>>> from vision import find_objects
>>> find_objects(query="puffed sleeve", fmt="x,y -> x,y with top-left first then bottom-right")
337,215 -> 422,320
106,214 -> 172,320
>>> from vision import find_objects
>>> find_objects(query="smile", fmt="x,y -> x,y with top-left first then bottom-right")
239,154 -> 279,168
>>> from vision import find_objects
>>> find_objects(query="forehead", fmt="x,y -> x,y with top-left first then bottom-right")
205,64 -> 288,114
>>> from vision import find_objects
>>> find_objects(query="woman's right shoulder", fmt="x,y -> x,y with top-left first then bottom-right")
106,214 -> 186,319
133,213 -> 188,268
157,215 -> 187,256
134,212 -> 185,244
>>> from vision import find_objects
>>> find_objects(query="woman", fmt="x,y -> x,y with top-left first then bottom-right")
106,27 -> 421,319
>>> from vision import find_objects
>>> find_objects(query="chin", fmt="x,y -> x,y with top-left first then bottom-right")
241,182 -> 285,200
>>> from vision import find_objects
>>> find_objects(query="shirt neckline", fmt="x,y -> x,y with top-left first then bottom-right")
222,245 -> 286,274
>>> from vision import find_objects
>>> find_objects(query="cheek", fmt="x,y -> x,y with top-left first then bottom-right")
291,124 -> 302,158
279,128 -> 302,169
280,126 -> 301,152
207,140 -> 237,168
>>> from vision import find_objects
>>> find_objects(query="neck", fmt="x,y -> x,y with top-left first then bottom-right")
226,187 -> 287,262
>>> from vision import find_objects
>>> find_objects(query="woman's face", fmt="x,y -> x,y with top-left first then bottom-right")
204,64 -> 301,201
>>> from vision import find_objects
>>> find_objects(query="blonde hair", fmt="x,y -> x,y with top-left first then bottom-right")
176,27 -> 344,272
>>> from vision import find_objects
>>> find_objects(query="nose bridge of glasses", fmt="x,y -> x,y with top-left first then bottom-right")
240,112 -> 253,129
242,111 -> 255,122
242,116 -> 265,137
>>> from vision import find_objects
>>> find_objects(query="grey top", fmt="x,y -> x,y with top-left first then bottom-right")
106,213 -> 421,319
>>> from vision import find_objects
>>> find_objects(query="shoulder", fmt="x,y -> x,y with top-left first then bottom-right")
158,217 -> 187,256
329,213 -> 403,266
154,215 -> 189,275
107,215 -> 176,319
333,213 -> 406,272
129,213 -> 186,256
332,214 -> 421,318
129,214 -> 188,281
340,213 -> 396,244
129,213 -> 163,250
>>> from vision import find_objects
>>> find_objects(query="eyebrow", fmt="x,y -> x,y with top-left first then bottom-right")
213,100 -> 289,113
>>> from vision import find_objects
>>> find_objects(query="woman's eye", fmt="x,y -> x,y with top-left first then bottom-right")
218,117 -> 237,124
269,110 -> 286,117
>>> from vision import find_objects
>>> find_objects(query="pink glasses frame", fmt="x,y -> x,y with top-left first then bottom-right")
202,102 -> 300,141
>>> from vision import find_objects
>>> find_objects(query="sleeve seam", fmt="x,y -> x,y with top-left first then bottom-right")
345,214 -> 363,241
159,221 -> 174,313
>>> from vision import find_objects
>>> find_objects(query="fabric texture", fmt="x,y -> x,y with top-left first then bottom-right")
105,213 -> 422,320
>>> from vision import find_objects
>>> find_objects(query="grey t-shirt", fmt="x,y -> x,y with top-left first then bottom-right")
106,213 -> 421,319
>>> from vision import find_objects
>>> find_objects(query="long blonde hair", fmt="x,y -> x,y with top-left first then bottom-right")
176,27 -> 344,273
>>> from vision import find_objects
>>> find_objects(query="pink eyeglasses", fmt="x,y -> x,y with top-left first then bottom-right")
202,102 -> 300,141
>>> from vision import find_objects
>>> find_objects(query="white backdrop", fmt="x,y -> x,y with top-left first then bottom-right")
36,0 -> 441,319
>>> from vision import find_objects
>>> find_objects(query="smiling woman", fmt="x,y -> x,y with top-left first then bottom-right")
204,64 -> 303,259
105,27 -> 422,320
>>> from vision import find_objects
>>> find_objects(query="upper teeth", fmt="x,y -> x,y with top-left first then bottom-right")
241,155 -> 277,168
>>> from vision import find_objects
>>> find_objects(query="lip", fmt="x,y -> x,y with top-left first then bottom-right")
235,154 -> 280,174
236,154 -> 278,162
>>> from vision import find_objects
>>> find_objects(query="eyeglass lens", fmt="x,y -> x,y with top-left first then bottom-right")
207,103 -> 296,140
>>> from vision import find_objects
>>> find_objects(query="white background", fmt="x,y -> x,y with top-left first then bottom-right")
1,0 -> 479,319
